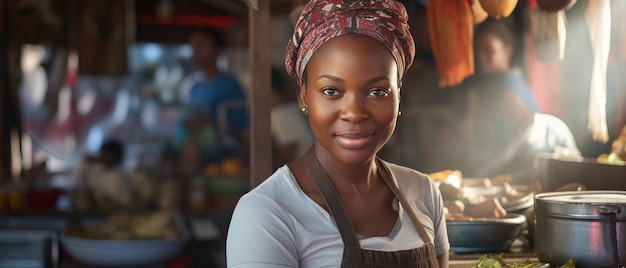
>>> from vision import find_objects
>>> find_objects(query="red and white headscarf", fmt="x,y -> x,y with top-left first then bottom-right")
285,0 -> 415,86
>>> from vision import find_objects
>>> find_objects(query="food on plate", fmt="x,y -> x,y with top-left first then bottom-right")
429,169 -> 463,188
439,182 -> 465,201
465,198 -> 507,218
597,152 -> 625,165
490,174 -> 513,184
500,182 -> 528,203
66,210 -> 180,240
463,177 -> 493,187
445,213 -> 475,221
431,169 -> 532,221
445,198 -> 507,221
475,253 -> 576,268
597,125 -> 626,165
443,200 -> 465,214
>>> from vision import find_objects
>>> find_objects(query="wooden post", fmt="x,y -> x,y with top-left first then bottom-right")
247,0 -> 272,188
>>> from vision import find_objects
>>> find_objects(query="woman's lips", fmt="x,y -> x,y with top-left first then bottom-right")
334,132 -> 375,149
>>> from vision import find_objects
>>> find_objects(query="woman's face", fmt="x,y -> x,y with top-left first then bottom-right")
475,32 -> 512,74
301,34 -> 400,166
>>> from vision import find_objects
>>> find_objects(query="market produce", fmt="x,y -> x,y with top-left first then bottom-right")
597,126 -> 626,165
428,169 -> 462,186
439,182 -> 465,201
429,170 -> 530,221
479,0 -> 518,19
65,210 -> 180,240
472,0 -> 489,24
465,198 -> 507,218
475,253 -> 576,268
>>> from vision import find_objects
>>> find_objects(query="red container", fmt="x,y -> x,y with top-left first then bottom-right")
25,189 -> 63,211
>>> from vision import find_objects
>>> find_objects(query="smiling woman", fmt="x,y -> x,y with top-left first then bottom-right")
226,0 -> 449,267
302,34 -> 399,166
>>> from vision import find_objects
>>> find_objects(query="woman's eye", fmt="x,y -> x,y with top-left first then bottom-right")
369,88 -> 389,97
322,88 -> 339,96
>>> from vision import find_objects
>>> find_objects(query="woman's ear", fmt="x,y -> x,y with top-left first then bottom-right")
299,84 -> 308,109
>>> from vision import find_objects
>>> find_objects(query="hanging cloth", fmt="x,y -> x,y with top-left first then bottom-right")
530,9 -> 567,62
585,0 -> 611,143
428,0 -> 474,87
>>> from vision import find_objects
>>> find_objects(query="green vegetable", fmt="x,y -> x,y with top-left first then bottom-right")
558,258 -> 576,268
475,254 -> 576,268
509,263 -> 549,268
476,253 -> 504,268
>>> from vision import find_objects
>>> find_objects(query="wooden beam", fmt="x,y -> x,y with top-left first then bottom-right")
247,0 -> 272,188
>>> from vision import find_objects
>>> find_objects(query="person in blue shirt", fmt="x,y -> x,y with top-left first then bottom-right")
187,28 -> 249,132
178,28 -> 249,167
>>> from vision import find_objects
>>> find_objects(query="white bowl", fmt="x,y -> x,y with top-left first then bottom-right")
60,234 -> 189,267
59,212 -> 190,267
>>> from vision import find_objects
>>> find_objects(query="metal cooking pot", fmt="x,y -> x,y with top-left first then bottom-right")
534,191 -> 626,268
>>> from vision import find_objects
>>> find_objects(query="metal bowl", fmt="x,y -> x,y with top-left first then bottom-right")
447,213 -> 526,253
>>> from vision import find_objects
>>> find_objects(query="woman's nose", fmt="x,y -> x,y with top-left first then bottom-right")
339,94 -> 369,122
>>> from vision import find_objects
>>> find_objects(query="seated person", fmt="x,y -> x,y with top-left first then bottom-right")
74,139 -> 132,212
458,76 -> 580,184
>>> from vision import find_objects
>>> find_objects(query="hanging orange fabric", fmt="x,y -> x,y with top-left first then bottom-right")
428,0 -> 474,87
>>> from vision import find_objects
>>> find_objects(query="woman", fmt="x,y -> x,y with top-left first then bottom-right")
226,0 -> 449,267
474,19 -> 541,113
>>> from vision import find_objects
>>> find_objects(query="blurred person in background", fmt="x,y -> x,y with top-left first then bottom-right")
177,28 -> 250,171
474,19 -> 541,113
270,67 -> 313,169
458,75 -> 581,184
73,139 -> 131,213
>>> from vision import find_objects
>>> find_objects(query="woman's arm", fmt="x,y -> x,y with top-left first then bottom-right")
438,252 -> 449,268
226,194 -> 299,267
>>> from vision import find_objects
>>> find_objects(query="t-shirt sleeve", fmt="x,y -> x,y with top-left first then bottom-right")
430,180 -> 450,255
226,193 -> 299,267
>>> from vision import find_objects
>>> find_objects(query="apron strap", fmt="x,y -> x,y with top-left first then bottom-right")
376,158 -> 434,245
303,147 -> 361,248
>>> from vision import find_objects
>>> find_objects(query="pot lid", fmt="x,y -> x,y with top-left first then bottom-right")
538,191 -> 626,203
535,191 -> 626,219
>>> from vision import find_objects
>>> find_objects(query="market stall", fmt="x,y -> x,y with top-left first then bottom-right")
1,0 -> 626,267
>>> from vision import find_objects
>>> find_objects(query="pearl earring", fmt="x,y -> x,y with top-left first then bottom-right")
301,107 -> 308,113
398,111 -> 402,116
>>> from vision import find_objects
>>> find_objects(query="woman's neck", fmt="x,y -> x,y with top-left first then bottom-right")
314,146 -> 382,195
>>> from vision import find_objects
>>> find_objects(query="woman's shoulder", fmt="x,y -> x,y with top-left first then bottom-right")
235,166 -> 309,214
380,161 -> 436,189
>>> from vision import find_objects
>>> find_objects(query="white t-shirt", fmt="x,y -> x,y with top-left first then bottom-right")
85,164 -> 132,208
526,113 -> 581,155
271,103 -> 314,158
226,163 -> 449,268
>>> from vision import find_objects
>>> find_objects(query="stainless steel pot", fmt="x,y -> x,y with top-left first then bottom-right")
534,191 -> 626,268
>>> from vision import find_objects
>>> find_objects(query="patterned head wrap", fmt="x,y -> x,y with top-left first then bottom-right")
285,0 -> 415,86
